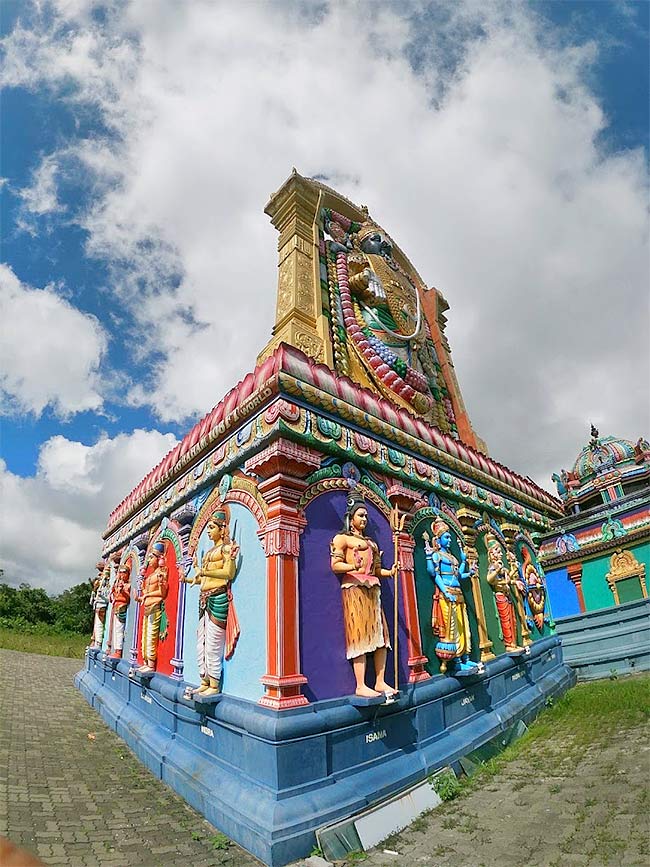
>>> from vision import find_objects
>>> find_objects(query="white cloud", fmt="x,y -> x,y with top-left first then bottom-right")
1,0 -> 648,494
18,154 -> 62,217
0,264 -> 108,417
0,429 -> 178,593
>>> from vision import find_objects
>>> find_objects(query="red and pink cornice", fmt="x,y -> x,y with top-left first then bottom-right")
104,344 -> 561,536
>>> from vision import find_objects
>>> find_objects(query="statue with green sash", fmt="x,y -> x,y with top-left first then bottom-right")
183,508 -> 240,696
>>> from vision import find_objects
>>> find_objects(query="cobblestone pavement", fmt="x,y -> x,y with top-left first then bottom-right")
0,649 -> 260,867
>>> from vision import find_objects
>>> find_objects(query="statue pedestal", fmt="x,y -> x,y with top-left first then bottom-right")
349,691 -> 401,708
452,668 -> 485,680
129,669 -> 155,686
190,692 -> 223,710
507,647 -> 530,659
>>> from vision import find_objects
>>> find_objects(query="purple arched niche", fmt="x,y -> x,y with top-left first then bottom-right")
299,490 -> 409,702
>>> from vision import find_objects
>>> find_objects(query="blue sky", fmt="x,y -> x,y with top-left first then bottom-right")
1,0 -> 648,591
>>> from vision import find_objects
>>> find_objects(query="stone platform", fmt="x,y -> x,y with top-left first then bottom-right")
75,637 -> 574,866
555,597 -> 650,680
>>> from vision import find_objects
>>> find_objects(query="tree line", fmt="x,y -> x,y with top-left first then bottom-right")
0,581 -> 93,635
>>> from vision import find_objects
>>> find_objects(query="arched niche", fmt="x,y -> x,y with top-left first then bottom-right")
182,483 -> 267,702
134,523 -> 182,677
515,532 -> 555,637
99,558 -> 117,654
113,546 -> 141,660
298,486 -> 408,701
410,506 -> 481,675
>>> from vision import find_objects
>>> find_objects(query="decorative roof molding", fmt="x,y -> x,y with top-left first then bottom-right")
104,344 -> 561,538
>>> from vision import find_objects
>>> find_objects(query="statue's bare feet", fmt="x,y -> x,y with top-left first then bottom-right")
355,685 -> 381,698
374,681 -> 397,695
197,681 -> 211,694
201,687 -> 220,697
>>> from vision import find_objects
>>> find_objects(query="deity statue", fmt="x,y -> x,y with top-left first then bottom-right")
89,560 -> 110,649
424,516 -> 478,674
519,548 -> 547,633
551,471 -> 568,499
182,509 -> 241,697
323,208 -> 457,434
330,493 -> 398,698
107,563 -> 131,659
485,535 -> 523,653
135,541 -> 169,673
634,437 -> 650,462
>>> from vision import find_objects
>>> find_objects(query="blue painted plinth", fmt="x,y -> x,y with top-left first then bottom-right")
75,637 -> 574,866
556,598 -> 650,680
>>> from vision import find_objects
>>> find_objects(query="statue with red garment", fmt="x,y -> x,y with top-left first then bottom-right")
136,541 -> 169,673
485,534 -> 524,653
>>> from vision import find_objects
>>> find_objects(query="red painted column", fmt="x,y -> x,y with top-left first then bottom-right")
246,439 -> 321,710
567,562 -> 586,613
397,532 -> 430,683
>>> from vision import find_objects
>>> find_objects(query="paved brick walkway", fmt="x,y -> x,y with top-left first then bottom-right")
3,649 -> 648,867
0,649 -> 260,867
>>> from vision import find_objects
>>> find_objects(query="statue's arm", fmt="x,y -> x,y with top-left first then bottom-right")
348,257 -> 371,295
200,563 -> 236,581
159,566 -> 169,599
330,535 -> 354,575
425,550 -> 438,579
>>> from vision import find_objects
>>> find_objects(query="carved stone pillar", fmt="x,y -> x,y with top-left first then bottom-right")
246,439 -> 321,710
457,507 -> 495,662
502,523 -> 532,647
386,483 -> 430,683
567,562 -> 586,612
397,533 -> 430,683
257,171 -> 331,366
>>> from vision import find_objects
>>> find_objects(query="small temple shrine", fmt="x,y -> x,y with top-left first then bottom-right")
538,428 -> 649,679
541,427 -> 649,615
77,172 -> 575,865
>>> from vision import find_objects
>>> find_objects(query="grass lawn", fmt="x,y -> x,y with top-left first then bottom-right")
0,627 -> 88,658
462,672 -> 650,792
371,673 -> 650,867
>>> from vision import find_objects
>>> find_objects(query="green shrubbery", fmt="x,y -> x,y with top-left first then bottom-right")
0,581 -> 94,635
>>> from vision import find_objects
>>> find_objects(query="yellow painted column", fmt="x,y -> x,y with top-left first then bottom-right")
457,507 -> 495,662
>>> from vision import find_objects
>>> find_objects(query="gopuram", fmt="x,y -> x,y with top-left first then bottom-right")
77,171 -> 574,866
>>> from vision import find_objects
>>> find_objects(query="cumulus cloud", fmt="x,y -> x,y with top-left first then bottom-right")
1,0 -> 648,494
17,154 -> 62,221
0,429 -> 179,593
0,264 -> 107,417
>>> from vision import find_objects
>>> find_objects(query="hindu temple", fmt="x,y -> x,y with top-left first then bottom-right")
77,172 -> 575,866
539,428 -> 650,678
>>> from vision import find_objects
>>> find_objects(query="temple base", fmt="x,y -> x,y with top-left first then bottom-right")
75,636 -> 574,866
